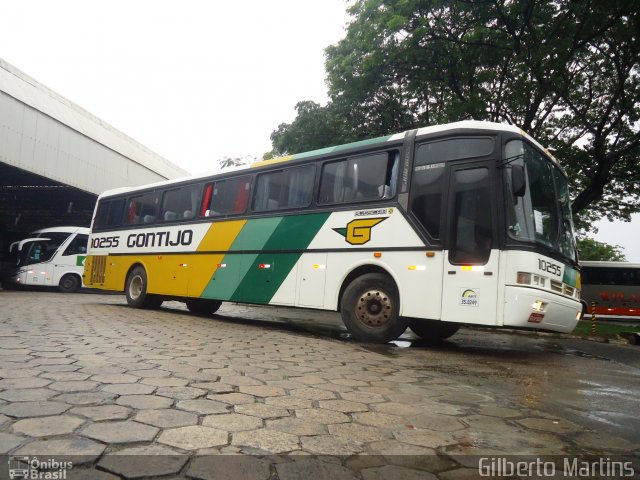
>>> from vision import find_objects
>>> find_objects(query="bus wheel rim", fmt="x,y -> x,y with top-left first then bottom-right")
356,289 -> 392,327
129,275 -> 143,300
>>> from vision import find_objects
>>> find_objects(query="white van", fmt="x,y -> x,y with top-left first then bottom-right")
5,227 -> 89,293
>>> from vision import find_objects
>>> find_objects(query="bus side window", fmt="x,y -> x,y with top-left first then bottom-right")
107,199 -> 125,227
95,198 -> 125,229
318,161 -> 346,204
161,185 -> 200,222
410,147 -> 445,240
318,151 -> 397,205
253,166 -> 314,212
203,175 -> 252,217
63,235 -> 88,255
94,201 -> 110,229
125,192 -> 159,225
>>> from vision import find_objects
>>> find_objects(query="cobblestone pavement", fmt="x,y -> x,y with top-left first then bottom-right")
0,291 -> 638,479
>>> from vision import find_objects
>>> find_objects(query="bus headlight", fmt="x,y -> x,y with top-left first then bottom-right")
532,300 -> 546,312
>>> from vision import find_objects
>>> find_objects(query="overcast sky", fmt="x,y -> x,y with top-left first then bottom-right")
1,0 -> 637,261
1,0 -> 349,172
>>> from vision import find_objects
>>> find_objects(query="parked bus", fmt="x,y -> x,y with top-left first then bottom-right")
580,261 -> 640,320
4,226 -> 89,293
83,121 -> 582,343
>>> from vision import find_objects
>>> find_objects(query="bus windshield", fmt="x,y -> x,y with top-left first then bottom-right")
504,140 -> 577,263
14,233 -> 71,267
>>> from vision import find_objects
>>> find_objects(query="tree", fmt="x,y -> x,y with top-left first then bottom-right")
577,237 -> 626,261
271,0 -> 640,228
268,101 -> 346,156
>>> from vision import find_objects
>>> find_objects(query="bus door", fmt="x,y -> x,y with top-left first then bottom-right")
56,233 -> 89,283
441,162 -> 500,325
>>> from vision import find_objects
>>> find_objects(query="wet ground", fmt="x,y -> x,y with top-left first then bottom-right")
227,303 -> 640,445
0,291 -> 638,479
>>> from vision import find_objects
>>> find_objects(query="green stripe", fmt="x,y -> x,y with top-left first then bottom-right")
230,217 -> 283,251
200,214 -> 331,303
291,135 -> 393,160
200,218 -> 282,300
230,213 -> 330,303
200,253 -> 259,300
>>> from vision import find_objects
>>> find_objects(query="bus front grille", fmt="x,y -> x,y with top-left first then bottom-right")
90,256 -> 107,284
563,284 -> 575,297
550,280 -> 563,293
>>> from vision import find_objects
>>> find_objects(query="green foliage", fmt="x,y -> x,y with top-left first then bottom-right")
577,237 -> 626,261
269,101 -> 346,155
271,0 -> 640,227
573,320 -> 640,338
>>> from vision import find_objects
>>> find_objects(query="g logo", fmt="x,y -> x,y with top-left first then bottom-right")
333,218 -> 386,245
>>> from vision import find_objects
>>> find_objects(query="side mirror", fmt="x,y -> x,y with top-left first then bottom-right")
511,165 -> 526,197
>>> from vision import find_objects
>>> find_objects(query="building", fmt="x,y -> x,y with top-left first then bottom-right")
0,58 -> 188,266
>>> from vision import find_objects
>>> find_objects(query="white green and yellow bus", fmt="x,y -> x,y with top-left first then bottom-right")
83,121 -> 582,343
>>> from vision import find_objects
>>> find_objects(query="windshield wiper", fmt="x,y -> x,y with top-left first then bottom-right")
497,153 -> 524,168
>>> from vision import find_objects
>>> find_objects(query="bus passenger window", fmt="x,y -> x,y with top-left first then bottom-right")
449,167 -> 492,264
94,202 -> 110,229
410,149 -> 445,240
161,185 -> 200,222
203,175 -> 251,217
125,192 -> 159,225
318,151 -> 397,204
63,235 -> 88,255
253,166 -> 314,212
94,198 -> 125,229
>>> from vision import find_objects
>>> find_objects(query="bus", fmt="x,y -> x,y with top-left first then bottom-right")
83,121 -> 582,343
580,261 -> 640,320
4,226 -> 89,293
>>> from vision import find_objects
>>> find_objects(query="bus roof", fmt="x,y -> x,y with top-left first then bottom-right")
95,120 -> 553,200
32,226 -> 90,235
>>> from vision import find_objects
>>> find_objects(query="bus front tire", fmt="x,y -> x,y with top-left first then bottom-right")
59,274 -> 81,293
186,299 -> 222,315
408,319 -> 460,342
125,266 -> 162,309
340,273 -> 407,343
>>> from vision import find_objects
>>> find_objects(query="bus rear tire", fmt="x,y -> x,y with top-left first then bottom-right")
409,319 -> 460,342
125,266 -> 162,309
186,298 -> 222,315
59,274 -> 81,293
340,273 -> 407,343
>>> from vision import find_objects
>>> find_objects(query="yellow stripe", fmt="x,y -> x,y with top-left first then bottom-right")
189,220 -> 247,295
184,254 -> 226,297
197,220 -> 246,252
85,220 -> 248,297
251,155 -> 294,168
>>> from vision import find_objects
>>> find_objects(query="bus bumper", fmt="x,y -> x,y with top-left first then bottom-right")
503,286 -> 581,333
